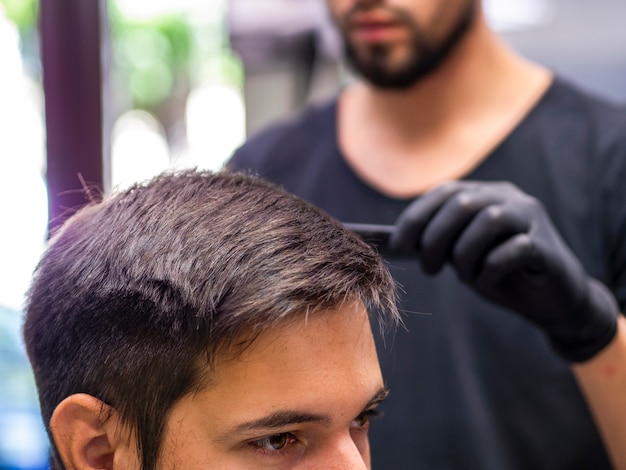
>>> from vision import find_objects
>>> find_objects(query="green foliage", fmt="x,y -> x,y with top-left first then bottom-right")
107,0 -> 243,115
0,0 -> 38,32
108,2 -> 193,109
199,50 -> 244,90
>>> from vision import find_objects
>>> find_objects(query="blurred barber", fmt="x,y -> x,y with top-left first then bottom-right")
229,0 -> 626,468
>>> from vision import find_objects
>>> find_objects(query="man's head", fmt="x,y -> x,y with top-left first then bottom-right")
23,170 -> 399,469
327,0 -> 478,89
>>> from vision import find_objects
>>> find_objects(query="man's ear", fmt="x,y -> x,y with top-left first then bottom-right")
50,393 -> 133,470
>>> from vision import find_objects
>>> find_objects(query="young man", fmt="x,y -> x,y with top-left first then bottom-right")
228,0 -> 626,468
23,170 -> 400,469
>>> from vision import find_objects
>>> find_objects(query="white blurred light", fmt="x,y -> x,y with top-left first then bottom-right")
114,0 -> 224,21
111,110 -> 171,190
184,82 -> 246,171
485,0 -> 555,32
0,9 -> 47,311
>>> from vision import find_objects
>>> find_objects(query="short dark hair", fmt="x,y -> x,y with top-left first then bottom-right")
23,170 -> 398,470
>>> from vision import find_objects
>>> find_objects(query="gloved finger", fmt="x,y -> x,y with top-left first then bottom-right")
420,190 -> 510,274
390,181 -> 473,254
473,233 -> 544,290
452,205 -> 530,283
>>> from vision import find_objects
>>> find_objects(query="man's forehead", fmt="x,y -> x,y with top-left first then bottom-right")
188,302 -> 383,422
215,301 -> 374,362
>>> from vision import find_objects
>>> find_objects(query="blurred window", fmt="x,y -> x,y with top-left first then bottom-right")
107,0 -> 245,190
0,1 -> 247,467
0,1 -> 50,469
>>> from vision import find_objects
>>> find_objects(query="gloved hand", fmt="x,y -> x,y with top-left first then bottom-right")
390,181 -> 619,362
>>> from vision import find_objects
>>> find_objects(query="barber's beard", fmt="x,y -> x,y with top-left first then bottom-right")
341,2 -> 477,90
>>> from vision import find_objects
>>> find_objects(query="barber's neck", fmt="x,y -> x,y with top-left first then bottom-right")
347,14 -> 552,137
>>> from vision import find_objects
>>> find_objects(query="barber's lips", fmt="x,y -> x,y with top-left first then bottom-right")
349,19 -> 406,43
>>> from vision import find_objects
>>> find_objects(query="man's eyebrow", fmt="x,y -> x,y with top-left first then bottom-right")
216,386 -> 390,442
215,411 -> 330,442
366,386 -> 390,409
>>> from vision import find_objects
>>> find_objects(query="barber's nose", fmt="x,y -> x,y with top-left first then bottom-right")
340,0 -> 383,8
354,0 -> 383,6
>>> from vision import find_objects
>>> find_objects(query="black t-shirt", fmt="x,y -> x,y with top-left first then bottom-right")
229,78 -> 626,469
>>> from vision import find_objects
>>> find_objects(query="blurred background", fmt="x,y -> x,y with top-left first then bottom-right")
0,0 -> 625,467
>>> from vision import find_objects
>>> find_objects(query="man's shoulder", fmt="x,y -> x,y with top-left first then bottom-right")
230,99 -> 338,169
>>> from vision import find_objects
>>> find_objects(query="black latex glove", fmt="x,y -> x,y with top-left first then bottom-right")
390,181 -> 619,362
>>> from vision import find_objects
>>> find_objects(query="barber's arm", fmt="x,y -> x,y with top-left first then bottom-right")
573,315 -> 626,470
390,181 -> 625,469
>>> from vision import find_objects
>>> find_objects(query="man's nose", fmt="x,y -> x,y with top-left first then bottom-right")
321,434 -> 370,470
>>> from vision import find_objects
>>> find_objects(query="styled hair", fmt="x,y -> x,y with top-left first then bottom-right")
23,170 -> 398,469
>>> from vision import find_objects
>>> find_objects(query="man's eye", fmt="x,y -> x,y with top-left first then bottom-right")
250,433 -> 297,453
351,409 -> 381,429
